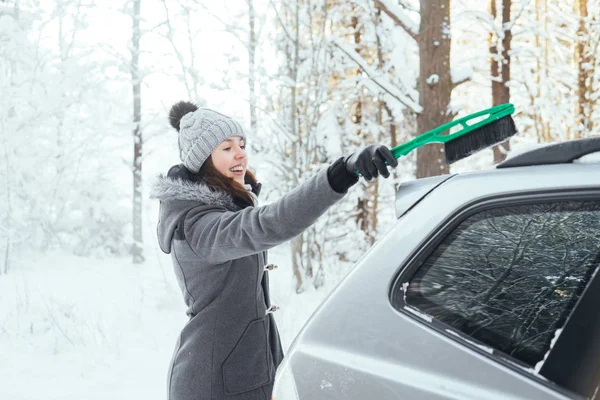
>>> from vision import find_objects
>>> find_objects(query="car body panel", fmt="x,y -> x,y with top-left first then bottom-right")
285,164 -> 600,399
395,174 -> 456,218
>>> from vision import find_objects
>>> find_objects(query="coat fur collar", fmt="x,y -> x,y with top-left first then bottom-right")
151,174 -> 238,210
151,164 -> 260,209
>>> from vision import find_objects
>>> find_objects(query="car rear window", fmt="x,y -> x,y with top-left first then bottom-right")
404,200 -> 600,367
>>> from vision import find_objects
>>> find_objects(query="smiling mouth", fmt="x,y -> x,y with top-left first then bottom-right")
230,165 -> 245,173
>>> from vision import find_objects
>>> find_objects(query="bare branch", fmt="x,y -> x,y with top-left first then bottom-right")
506,0 -> 533,31
158,0 -> 194,98
452,76 -> 471,90
373,0 -> 419,40
330,39 -> 422,113
268,0 -> 295,43
188,0 -> 248,49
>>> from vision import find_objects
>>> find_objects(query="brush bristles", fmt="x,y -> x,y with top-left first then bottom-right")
444,116 -> 517,164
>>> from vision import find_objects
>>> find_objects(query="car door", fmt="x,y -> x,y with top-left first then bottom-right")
393,193 -> 600,399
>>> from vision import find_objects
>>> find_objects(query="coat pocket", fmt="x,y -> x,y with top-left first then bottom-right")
222,318 -> 272,395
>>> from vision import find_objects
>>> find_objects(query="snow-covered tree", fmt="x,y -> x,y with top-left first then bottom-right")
0,0 -> 132,273
131,0 -> 144,264
267,0 -> 334,291
575,0 -> 599,137
375,0 -> 473,178
489,0 -> 513,163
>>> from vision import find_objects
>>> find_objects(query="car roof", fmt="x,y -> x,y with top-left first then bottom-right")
396,163 -> 599,218
396,137 -> 600,218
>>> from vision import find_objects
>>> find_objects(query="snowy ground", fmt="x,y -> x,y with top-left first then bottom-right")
0,241 -> 348,399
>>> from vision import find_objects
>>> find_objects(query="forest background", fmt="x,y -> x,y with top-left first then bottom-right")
0,0 -> 598,398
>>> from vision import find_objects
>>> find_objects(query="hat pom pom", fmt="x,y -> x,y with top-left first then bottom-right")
169,101 -> 199,131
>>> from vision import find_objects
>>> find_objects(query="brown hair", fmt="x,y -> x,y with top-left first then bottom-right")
197,157 -> 260,209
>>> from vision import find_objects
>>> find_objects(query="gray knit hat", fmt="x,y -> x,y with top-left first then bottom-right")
169,101 -> 247,173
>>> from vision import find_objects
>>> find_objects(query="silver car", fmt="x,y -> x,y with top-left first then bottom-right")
273,138 -> 600,400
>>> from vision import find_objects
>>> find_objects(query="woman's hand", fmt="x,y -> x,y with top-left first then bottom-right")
344,145 -> 398,181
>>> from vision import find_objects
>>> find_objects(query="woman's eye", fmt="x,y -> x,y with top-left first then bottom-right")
240,146 -> 246,150
223,147 -> 231,151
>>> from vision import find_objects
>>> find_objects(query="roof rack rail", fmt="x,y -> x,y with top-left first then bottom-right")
497,137 -> 600,169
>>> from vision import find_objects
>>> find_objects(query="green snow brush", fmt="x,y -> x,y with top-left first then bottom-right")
374,103 -> 517,169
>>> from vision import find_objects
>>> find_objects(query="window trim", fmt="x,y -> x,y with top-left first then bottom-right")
539,262 -> 600,398
390,188 -> 600,400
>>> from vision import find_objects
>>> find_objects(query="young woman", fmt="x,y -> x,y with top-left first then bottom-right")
151,101 -> 398,400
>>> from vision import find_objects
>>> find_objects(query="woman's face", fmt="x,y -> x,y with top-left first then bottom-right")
211,136 -> 247,185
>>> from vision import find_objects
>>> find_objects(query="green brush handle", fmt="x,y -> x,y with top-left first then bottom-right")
390,103 -> 515,159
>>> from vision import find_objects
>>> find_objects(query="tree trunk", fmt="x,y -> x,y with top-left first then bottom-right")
416,0 -> 452,178
131,0 -> 144,264
291,235 -> 304,293
290,0 -> 303,293
491,0 -> 512,163
374,7 -> 400,186
248,0 -> 258,136
543,0 -> 550,140
351,9 -> 378,242
533,0 -> 550,142
534,0 -> 541,142
575,0 -> 590,138
1,1 -> 19,275
1,126 -> 11,275
351,14 -> 363,134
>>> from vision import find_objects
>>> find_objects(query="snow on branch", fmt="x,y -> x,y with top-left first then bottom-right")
451,65 -> 473,89
330,39 -> 422,114
374,0 -> 419,40
268,0 -> 295,44
506,0 -> 531,32
455,10 -> 495,32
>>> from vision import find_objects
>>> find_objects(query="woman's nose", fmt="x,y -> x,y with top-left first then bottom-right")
234,147 -> 245,159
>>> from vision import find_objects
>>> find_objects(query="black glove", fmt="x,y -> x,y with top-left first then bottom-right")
344,144 -> 398,181
327,157 -> 359,194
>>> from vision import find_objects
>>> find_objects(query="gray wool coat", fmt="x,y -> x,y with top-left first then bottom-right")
151,164 -> 346,400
